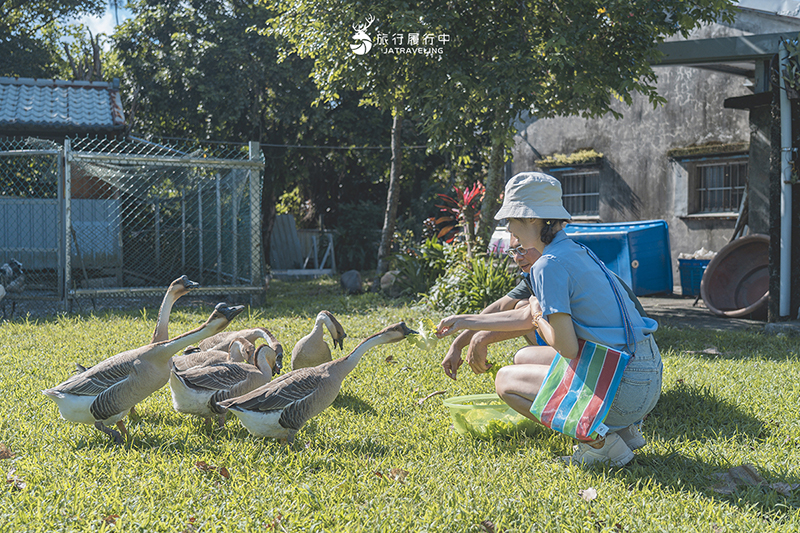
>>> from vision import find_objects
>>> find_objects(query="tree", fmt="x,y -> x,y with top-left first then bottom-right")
269,3 -> 445,273
0,0 -> 105,77
113,0 -> 438,272
270,0 -> 737,250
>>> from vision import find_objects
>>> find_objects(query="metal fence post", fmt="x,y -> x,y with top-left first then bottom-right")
63,138 -> 72,312
249,141 -> 262,288
57,144 -> 65,301
215,173 -> 222,285
198,182 -> 204,282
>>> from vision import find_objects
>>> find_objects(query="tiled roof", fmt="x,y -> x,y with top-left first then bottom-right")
0,77 -> 125,131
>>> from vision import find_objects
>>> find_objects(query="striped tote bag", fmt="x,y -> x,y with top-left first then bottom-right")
529,242 -> 636,442
529,339 -> 631,442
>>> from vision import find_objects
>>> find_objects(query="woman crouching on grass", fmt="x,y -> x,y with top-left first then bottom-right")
435,172 -> 662,467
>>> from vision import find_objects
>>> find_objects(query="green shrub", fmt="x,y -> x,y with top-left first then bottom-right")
390,238 -> 459,297
422,251 -> 518,314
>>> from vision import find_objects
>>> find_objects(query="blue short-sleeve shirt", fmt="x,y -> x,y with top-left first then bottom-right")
530,231 -> 657,351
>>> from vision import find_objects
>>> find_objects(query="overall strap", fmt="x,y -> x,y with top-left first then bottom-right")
575,242 -> 637,355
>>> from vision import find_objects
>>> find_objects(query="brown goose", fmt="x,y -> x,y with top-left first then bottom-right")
186,326 -> 285,373
290,310 -> 347,370
212,322 -> 414,444
42,303 -> 244,444
73,275 -> 199,375
169,340 -> 278,429
171,337 -> 254,373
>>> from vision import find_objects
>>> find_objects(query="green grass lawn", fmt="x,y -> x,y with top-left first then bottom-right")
2,277 -> 800,532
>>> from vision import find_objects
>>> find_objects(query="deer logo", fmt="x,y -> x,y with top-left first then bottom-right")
350,14 -> 375,55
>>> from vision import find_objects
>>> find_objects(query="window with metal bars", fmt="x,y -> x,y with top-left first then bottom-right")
552,168 -> 600,217
696,158 -> 747,213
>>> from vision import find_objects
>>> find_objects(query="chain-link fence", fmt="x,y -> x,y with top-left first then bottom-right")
0,136 -> 264,318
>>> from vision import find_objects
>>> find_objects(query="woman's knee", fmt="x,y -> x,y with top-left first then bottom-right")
513,345 -> 557,366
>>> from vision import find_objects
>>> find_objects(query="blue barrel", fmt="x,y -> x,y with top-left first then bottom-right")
564,220 -> 673,296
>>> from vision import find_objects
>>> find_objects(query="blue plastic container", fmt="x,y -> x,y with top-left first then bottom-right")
678,258 -> 710,297
564,220 -> 673,296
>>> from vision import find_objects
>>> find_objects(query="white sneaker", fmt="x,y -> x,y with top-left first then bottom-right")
570,433 -> 634,467
616,423 -> 646,451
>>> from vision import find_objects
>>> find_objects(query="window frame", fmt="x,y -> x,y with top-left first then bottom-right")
543,164 -> 602,220
670,149 -> 748,220
685,154 -> 748,216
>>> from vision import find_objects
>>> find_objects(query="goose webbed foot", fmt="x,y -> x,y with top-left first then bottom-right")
95,421 -> 124,445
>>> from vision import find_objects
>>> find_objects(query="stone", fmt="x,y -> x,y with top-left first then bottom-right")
340,270 -> 363,294
380,270 -> 399,292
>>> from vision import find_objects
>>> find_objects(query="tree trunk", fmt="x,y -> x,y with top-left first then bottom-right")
477,133 -> 507,248
376,110 -> 404,274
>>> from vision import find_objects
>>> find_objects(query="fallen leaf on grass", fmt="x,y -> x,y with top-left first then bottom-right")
389,468 -> 409,482
712,464 -> 800,495
579,487 -> 598,501
102,515 -> 119,525
0,443 -> 14,460
385,355 -> 396,364
374,468 -> 409,482
480,519 -> 496,533
6,467 -> 25,491
417,390 -> 446,405
266,512 -> 285,532
195,461 -> 230,479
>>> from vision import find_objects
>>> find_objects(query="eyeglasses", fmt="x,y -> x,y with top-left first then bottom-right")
506,245 -> 528,257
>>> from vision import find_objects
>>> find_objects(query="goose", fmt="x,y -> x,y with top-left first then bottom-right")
290,310 -> 347,370
211,322 -> 414,444
73,275 -> 200,419
187,326 -> 285,374
73,275 -> 199,374
42,302 -> 245,444
151,275 -> 200,343
0,259 -> 24,320
171,337 -> 254,373
169,340 -> 278,429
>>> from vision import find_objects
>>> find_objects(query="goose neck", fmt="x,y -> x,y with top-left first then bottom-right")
156,321 -> 224,362
339,332 -> 392,373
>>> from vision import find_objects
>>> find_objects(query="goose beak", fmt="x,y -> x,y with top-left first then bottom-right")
401,322 -> 418,337
334,336 -> 346,350
215,303 -> 245,321
182,276 -> 200,291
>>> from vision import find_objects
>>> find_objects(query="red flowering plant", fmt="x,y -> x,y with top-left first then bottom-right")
434,182 -> 485,244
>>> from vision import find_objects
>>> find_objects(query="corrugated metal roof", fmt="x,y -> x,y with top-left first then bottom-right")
0,77 -> 125,131
737,0 -> 800,20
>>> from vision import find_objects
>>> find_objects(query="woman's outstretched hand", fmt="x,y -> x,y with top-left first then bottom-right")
436,316 -> 463,338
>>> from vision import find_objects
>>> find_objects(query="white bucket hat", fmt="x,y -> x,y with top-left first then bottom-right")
494,172 -> 572,221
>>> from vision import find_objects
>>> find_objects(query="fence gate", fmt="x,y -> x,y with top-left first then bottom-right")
0,136 -> 264,318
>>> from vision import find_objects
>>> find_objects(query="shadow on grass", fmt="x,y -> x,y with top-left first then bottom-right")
590,383 -> 800,518
620,452 -> 800,519
331,390 -> 377,415
648,383 -> 768,441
